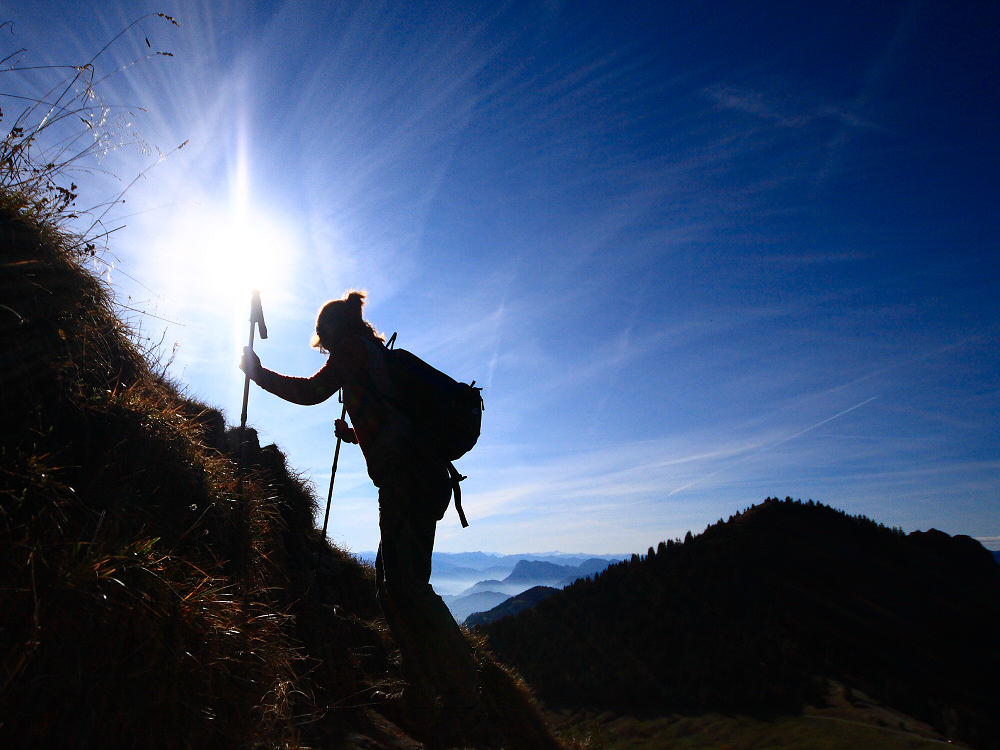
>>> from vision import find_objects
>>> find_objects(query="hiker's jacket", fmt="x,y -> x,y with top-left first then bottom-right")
255,334 -> 427,487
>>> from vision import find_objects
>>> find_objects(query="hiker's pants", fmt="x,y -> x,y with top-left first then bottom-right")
374,458 -> 479,708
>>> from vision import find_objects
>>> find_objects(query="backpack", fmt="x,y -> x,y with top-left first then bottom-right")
378,334 -> 484,526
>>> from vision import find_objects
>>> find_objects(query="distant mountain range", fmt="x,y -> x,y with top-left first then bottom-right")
354,550 -> 625,622
444,591 -> 511,623
465,586 -> 559,628
442,557 -> 623,622
481,498 -> 1000,750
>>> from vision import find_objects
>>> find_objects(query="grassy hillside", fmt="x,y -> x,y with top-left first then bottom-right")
0,166 -> 561,748
481,498 -> 1000,750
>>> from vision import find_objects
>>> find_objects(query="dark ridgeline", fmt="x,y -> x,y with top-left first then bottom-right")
481,497 -> 1000,750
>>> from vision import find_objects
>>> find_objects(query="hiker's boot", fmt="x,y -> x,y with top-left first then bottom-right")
437,700 -> 503,749
371,687 -> 437,742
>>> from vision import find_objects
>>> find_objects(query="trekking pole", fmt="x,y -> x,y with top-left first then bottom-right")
317,394 -> 347,571
238,290 -> 267,475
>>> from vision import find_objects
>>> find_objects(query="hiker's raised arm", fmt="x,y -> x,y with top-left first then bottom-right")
250,357 -> 344,406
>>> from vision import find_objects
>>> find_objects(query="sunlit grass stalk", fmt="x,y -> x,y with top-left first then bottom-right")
0,13 -> 183,250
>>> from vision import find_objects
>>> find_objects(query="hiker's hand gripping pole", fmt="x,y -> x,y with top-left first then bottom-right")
238,290 -> 267,474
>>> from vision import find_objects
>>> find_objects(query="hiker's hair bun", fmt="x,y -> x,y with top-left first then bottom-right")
312,289 -> 382,350
345,290 -> 366,320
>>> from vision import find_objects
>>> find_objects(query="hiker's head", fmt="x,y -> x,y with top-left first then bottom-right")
311,290 -> 382,351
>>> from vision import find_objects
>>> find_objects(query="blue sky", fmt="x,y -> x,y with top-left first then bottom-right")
4,0 -> 998,554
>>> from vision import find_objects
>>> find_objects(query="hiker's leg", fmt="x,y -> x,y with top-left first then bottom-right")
405,510 -> 481,708
382,494 -> 479,706
376,506 -> 436,708
378,461 -> 500,746
396,509 -> 500,746
377,486 -> 479,708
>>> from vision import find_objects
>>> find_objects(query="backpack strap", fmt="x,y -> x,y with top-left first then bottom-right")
448,462 -> 470,528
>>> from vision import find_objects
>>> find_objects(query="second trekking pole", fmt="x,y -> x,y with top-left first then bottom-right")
318,396 -> 347,571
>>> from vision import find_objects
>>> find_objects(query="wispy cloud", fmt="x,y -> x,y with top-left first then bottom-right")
704,83 -> 872,131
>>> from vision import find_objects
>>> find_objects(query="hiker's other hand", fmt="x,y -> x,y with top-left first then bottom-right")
335,418 -> 357,444
240,347 -> 262,381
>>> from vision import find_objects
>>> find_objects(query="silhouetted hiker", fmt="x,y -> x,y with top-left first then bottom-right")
240,290 -> 499,748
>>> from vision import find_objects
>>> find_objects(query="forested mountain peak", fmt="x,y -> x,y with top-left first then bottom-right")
483,497 -> 1000,750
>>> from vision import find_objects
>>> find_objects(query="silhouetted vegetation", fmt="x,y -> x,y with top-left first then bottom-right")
481,498 -> 1000,750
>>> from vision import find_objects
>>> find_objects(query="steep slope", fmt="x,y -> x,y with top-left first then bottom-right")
482,498 -> 1000,750
0,195 -> 561,749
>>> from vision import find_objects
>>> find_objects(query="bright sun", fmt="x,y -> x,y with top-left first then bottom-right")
144,195 -> 299,358
158,199 -> 295,297
193,207 -> 294,307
